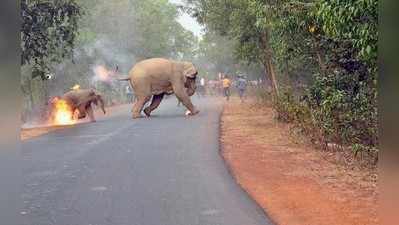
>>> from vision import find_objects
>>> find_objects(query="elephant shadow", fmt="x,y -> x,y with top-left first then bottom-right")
147,114 -> 183,119
147,113 -> 201,119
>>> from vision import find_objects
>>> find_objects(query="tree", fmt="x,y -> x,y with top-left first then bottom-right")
21,0 -> 81,79
76,0 -> 196,60
197,31 -> 236,75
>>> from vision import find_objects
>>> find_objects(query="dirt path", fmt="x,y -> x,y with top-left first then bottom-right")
21,125 -> 72,140
221,98 -> 378,225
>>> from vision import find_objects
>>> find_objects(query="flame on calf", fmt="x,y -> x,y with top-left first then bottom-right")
71,84 -> 80,90
50,97 -> 76,125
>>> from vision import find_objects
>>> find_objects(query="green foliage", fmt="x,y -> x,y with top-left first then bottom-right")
186,0 -> 267,64
273,71 -> 378,159
133,0 -> 196,58
273,90 -> 306,123
268,1 -> 317,81
315,0 -> 378,67
76,0 -> 197,59
198,32 -> 235,67
306,71 -> 378,149
21,0 -> 81,79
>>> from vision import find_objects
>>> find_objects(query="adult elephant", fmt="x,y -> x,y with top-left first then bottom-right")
118,58 -> 199,119
59,89 -> 106,122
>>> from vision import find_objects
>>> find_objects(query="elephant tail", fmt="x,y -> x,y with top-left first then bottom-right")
115,76 -> 131,81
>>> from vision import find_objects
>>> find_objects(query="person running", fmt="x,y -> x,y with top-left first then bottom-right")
236,74 -> 248,102
222,74 -> 232,101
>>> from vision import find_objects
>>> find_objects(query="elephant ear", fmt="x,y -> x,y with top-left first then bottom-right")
183,62 -> 198,79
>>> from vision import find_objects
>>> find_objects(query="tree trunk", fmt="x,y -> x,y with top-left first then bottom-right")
27,78 -> 34,114
268,58 -> 279,97
260,29 -> 279,97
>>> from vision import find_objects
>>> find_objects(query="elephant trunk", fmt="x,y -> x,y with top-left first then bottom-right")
185,77 -> 197,96
187,87 -> 196,96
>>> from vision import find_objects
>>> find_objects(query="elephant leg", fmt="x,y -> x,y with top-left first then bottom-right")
77,104 -> 87,119
86,105 -> 96,122
132,95 -> 151,119
144,93 -> 164,117
71,107 -> 77,120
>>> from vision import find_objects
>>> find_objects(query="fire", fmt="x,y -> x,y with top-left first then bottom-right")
94,65 -> 114,82
51,98 -> 76,125
71,84 -> 80,90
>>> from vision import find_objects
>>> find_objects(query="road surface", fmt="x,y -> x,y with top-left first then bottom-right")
21,97 -> 274,225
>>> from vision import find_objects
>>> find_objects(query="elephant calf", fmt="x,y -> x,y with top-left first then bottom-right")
118,58 -> 199,119
60,89 -> 106,122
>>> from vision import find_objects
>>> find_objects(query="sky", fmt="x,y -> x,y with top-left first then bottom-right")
169,0 -> 204,38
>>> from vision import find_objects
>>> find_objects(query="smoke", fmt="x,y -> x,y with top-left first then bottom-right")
92,64 -> 118,83
71,36 -> 135,83
47,35 -> 136,97
83,37 -> 136,73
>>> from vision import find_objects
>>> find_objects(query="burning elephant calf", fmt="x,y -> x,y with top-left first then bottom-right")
50,89 -> 106,125
50,98 -> 75,125
117,58 -> 200,119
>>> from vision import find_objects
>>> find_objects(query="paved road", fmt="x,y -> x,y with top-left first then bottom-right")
21,97 -> 273,225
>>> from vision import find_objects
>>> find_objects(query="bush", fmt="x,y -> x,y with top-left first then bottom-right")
273,70 -> 378,161
306,70 -> 378,155
253,86 -> 273,103
272,89 -> 323,145
273,90 -> 303,123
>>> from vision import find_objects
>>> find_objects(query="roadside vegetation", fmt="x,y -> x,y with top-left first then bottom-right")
185,0 -> 378,164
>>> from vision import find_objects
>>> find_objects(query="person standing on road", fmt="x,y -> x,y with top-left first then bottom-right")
125,85 -> 135,103
195,76 -> 205,98
222,74 -> 232,101
236,74 -> 248,102
199,77 -> 206,97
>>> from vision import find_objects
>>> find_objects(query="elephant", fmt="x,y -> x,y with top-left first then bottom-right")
117,58 -> 200,119
59,89 -> 106,122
